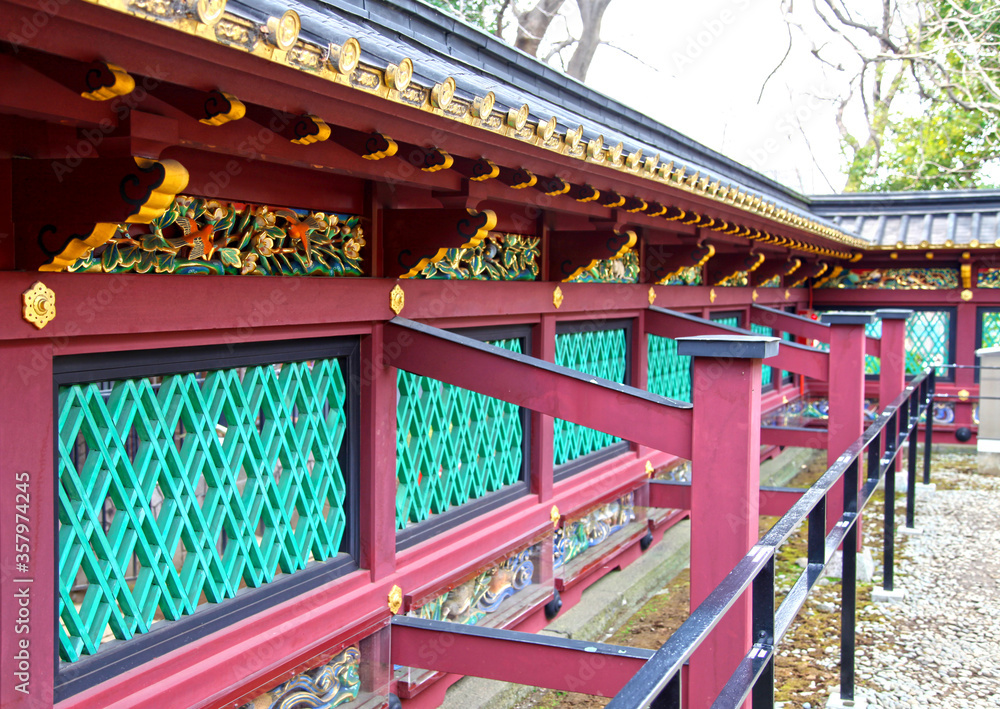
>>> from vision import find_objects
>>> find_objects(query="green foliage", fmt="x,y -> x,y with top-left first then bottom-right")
853,100 -> 999,191
422,0 -> 505,32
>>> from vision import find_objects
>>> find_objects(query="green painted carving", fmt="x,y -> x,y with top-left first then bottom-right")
58,359 -> 349,661
553,328 -> 627,465
66,196 -> 365,276
411,546 -> 536,625
660,264 -> 702,286
978,268 -> 1000,288
647,335 -> 692,403
415,233 -> 540,280
554,493 -> 635,568
566,249 -> 639,284
758,275 -> 781,288
718,271 -> 750,287
817,268 -> 959,289
241,646 -> 361,709
396,338 -> 524,529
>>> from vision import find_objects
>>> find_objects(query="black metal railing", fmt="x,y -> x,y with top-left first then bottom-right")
607,367 -> 937,708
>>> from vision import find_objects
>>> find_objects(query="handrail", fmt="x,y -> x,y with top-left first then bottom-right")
607,367 -> 937,708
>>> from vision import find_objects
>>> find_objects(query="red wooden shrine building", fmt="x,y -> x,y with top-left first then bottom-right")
0,0 -> 993,706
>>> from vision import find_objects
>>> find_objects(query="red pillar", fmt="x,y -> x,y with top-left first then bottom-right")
877,310 -> 912,472
531,314 -> 556,501
678,334 -> 778,709
822,312 -> 874,531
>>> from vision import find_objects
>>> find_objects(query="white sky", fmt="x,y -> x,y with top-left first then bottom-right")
577,0 -> 856,195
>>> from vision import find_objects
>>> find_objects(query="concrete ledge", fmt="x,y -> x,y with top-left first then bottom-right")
827,691 -> 869,708
915,482 -> 936,497
871,586 -> 907,604
901,526 -> 924,536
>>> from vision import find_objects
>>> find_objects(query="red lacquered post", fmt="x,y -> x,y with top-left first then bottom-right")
678,334 -> 779,709
877,310 -> 912,473
821,312 -> 875,533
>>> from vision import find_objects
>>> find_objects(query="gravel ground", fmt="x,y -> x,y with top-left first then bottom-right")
819,453 -> 1000,709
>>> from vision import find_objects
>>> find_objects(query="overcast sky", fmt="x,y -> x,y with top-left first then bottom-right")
578,0 -> 853,195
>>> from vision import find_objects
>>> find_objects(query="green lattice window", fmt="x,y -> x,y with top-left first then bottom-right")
647,335 -> 691,403
56,342 -> 356,663
906,310 -> 952,376
396,337 -> 525,532
864,319 -> 882,375
554,325 -> 629,466
711,313 -> 742,329
750,323 -> 775,387
980,310 -> 1000,349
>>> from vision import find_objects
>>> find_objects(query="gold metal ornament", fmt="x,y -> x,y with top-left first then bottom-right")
645,460 -> 654,477
784,289 -> 790,300
752,289 -> 759,302
550,506 -> 561,527
564,125 -> 583,152
472,91 -> 495,120
22,281 -> 56,329
506,104 -> 529,131
193,0 -> 227,25
536,116 -> 557,142
648,287 -> 656,305
961,289 -> 974,302
958,389 -> 970,401
390,284 -> 405,314
265,10 -> 300,50
709,288 -> 717,303
430,77 -> 456,109
387,585 -> 403,614
385,57 -> 413,92
328,37 -> 361,74
552,286 -> 564,309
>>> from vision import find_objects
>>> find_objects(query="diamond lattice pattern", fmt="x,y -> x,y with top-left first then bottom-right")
395,338 -> 524,530
553,328 -> 628,465
58,359 -> 349,662
907,310 -> 951,375
750,323 -> 775,386
647,335 -> 691,403
981,311 -> 1000,349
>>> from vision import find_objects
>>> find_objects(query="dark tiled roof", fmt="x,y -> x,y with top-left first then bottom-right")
810,191 -> 1000,246
250,0 -> 814,211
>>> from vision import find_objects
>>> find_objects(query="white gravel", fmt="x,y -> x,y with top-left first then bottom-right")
842,454 -> 1000,708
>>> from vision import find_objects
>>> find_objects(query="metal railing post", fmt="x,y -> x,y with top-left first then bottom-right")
906,390 -> 919,529
923,370 -> 935,485
840,459 -> 859,703
751,555 -> 776,709
883,440 -> 896,592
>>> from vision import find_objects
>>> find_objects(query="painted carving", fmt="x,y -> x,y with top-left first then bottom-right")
554,493 -> 636,569
65,196 -> 364,276
818,268 -> 959,289
414,233 -> 539,280
566,249 -> 639,284
411,548 -> 536,625
240,646 -> 361,709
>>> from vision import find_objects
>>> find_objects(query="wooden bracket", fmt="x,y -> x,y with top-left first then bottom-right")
383,208 -> 497,278
789,260 -> 829,288
547,228 -> 636,281
707,252 -> 766,286
7,47 -> 135,101
644,242 -> 715,284
751,257 -> 802,287
452,156 -> 499,182
147,82 -> 245,125
13,156 -> 188,270
497,166 -> 537,189
242,104 -> 331,145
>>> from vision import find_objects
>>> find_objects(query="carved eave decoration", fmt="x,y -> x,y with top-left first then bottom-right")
69,0 -> 866,258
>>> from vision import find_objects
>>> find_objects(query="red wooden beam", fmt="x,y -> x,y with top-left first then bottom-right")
382,318 -> 694,459
750,305 -> 830,343
648,481 -> 806,518
760,426 -> 829,449
646,307 -> 828,380
759,487 -> 805,517
390,616 -> 653,697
